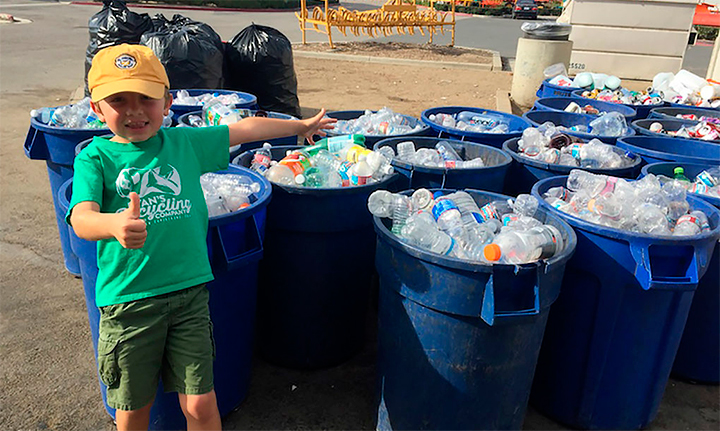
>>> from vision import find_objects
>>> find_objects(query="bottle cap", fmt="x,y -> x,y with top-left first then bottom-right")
433,191 -> 444,199
294,174 -> 305,185
483,244 -> 502,262
674,167 -> 685,176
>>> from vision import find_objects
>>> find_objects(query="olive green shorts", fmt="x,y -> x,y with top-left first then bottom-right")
97,284 -> 215,411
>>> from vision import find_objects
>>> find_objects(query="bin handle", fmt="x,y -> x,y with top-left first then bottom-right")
407,165 -> 415,189
211,214 -> 264,272
440,168 -> 448,189
480,265 -> 540,326
24,124 -> 49,160
629,242 -> 700,291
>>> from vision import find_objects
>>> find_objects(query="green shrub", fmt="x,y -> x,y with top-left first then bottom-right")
695,25 -> 719,41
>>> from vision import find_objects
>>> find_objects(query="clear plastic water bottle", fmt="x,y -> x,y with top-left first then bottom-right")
513,194 -> 540,218
589,112 -> 627,137
476,199 -> 514,223
633,203 -> 671,235
415,148 -> 443,167
396,141 -> 416,162
435,141 -> 462,162
412,188 -> 435,212
459,158 -> 485,169
368,190 -> 414,234
431,193 -> 465,239
366,150 -> 393,179
673,210 -> 710,236
483,225 -> 564,264
400,212 -> 456,256
351,154 -> 374,185
265,163 -> 295,186
250,143 -> 273,174
695,166 -> 720,187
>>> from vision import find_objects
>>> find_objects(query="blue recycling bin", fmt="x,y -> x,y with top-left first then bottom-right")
631,118 -> 720,143
23,115 -> 111,276
524,110 -> 635,144
533,97 -> 637,121
169,89 -> 258,122
649,106 -> 720,121
666,102 -> 720,112
530,175 -> 720,430
234,146 -> 399,369
421,106 -> 532,148
58,164 -> 271,430
536,78 -> 578,98
374,188 -> 577,430
176,110 -> 300,160
571,89 -> 664,119
324,110 -> 430,147
502,137 -> 642,195
642,162 -> 720,383
616,136 -> 720,166
373,136 -> 511,192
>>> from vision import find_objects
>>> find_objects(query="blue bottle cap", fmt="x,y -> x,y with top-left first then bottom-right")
433,191 -> 444,199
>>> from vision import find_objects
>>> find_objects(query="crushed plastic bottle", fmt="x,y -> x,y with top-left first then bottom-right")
201,172 -> 260,217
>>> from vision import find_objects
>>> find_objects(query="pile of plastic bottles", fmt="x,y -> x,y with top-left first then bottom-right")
671,114 -> 720,123
652,70 -> 720,109
657,166 -> 720,199
541,170 -> 713,236
648,120 -> 720,141
392,140 -> 486,169
328,107 -> 424,136
200,172 -> 261,217
427,110 -> 510,134
537,111 -> 629,137
544,64 -> 622,93
563,101 -> 605,116
173,90 -> 251,106
580,88 -> 663,106
369,189 -> 563,264
30,98 -> 107,129
253,135 -> 395,188
517,126 -> 635,168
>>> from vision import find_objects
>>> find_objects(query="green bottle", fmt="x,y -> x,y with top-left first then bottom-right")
304,134 -> 366,157
674,167 -> 690,183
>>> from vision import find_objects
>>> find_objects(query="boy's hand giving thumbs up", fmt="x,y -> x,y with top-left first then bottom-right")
114,192 -> 147,249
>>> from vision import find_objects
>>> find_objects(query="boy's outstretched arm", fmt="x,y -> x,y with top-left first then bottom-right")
227,108 -> 337,147
70,192 -> 147,249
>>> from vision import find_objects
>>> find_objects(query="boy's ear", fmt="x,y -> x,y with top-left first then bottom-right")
163,93 -> 173,116
90,100 -> 106,122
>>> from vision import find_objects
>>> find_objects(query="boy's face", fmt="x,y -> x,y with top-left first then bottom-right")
91,91 -> 172,143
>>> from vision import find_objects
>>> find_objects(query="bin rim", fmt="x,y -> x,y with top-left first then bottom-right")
616,136 -> 720,165
641,162 -> 720,208
169,89 -> 258,109
531,175 -> 720,243
373,136 -> 512,174
650,106 -> 720,120
535,96 -> 638,119
232,145 -> 400,195
372,188 -> 577,273
57,164 -> 272,228
571,89 -> 665,109
420,106 -> 532,140
30,114 -> 111,134
502,137 -> 642,173
523,110 -> 636,142
631,118 -> 720,144
324,109 -> 430,138
665,102 -> 720,112
177,109 -> 299,127
75,134 -> 115,157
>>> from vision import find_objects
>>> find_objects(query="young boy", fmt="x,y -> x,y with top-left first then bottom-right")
67,44 -> 335,431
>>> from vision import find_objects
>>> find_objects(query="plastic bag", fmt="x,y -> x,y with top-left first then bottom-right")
521,22 -> 572,40
224,24 -> 302,118
84,0 -> 153,96
140,14 -> 224,90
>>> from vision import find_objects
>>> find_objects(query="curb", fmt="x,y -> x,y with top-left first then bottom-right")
293,46 -> 502,71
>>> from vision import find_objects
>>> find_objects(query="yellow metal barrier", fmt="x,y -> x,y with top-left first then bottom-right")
296,0 -> 456,48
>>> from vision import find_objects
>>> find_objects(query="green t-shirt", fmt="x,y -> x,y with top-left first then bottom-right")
67,126 -> 230,307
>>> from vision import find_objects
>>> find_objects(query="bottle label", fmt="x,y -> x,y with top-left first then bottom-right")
444,160 -> 457,169
279,155 -> 310,176
568,144 -> 584,159
696,171 -> 718,187
476,203 -> 499,222
431,199 -> 459,221
689,183 -> 709,194
600,177 -> 618,195
338,161 -> 354,187
502,213 -> 518,226
252,153 -> 271,168
327,135 -> 365,153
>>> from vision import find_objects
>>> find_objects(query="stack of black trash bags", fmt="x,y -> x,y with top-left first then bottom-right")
84,0 -> 301,118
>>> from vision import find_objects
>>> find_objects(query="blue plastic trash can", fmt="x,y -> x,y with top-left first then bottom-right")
530,175 -> 720,430
571,89 -> 664,119
176,110 -> 300,159
23,115 -> 111,276
631,118 -> 720,143
642,162 -> 720,383
324,110 -> 430,147
536,78 -> 578,98
616,136 -> 720,166
649,106 -> 720,121
234,146 -> 399,369
59,164 -> 271,430
374,188 -> 577,430
533,97 -> 637,121
373,136 -> 511,192
421,106 -> 532,148
169,89 -> 258,122
502,137 -> 642,195
524,110 -> 636,144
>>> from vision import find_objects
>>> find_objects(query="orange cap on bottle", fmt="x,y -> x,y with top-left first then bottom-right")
483,244 -> 502,262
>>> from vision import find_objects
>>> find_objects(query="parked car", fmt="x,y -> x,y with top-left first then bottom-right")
513,0 -> 538,19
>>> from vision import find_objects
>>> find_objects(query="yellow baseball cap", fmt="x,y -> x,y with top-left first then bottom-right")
88,44 -> 170,102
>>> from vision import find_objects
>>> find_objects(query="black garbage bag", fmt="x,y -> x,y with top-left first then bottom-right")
225,24 -> 302,118
140,14 -> 225,90
85,0 -> 153,96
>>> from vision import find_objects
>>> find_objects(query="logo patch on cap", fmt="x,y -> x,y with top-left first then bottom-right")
115,54 -> 137,70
